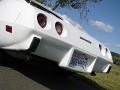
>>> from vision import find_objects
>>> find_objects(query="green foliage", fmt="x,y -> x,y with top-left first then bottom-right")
113,56 -> 120,65
111,52 -> 120,65
79,52 -> 120,89
80,64 -> 120,90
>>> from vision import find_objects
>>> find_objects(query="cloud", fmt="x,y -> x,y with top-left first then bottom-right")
62,15 -> 86,32
91,20 -> 113,33
116,44 -> 120,48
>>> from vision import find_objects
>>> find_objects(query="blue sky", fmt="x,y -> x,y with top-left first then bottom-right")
56,0 -> 120,54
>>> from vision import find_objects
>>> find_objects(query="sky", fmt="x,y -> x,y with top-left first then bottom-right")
56,0 -> 120,54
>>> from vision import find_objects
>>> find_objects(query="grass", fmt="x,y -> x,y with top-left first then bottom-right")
79,64 -> 120,90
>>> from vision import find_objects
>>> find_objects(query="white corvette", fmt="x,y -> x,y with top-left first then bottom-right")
0,0 -> 113,74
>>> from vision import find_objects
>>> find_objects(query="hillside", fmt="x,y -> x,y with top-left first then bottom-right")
111,52 -> 120,65
80,64 -> 120,90
80,52 -> 120,90
111,52 -> 120,57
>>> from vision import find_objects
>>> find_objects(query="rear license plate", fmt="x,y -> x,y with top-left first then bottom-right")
69,51 -> 88,70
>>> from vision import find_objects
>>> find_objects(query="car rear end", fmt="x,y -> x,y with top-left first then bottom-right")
0,0 -> 113,74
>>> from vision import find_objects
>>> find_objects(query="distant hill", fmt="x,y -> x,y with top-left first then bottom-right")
111,52 -> 120,57
111,52 -> 120,65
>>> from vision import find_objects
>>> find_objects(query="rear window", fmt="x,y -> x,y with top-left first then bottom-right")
25,0 -> 63,20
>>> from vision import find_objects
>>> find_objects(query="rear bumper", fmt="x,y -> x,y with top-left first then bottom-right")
29,37 -> 112,73
59,48 -> 112,73
1,34 -> 42,51
1,30 -> 112,73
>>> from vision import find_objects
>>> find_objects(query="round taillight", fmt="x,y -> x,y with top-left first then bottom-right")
106,48 -> 112,59
37,14 -> 47,28
106,48 -> 108,54
55,22 -> 63,35
99,44 -> 106,56
99,44 -> 102,51
108,51 -> 112,59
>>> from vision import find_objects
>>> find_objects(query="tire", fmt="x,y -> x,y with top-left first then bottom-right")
0,49 -> 5,64
0,49 -> 8,64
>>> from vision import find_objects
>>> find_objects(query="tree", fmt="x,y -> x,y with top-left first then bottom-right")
111,52 -> 120,65
35,0 -> 102,19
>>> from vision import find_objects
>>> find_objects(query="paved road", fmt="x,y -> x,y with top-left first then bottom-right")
0,52 -> 105,90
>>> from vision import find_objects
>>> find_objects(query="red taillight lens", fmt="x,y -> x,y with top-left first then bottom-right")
37,14 -> 47,28
55,22 -> 63,35
6,25 -> 12,33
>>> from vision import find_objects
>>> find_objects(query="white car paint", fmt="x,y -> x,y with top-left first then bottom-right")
0,0 -> 113,73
